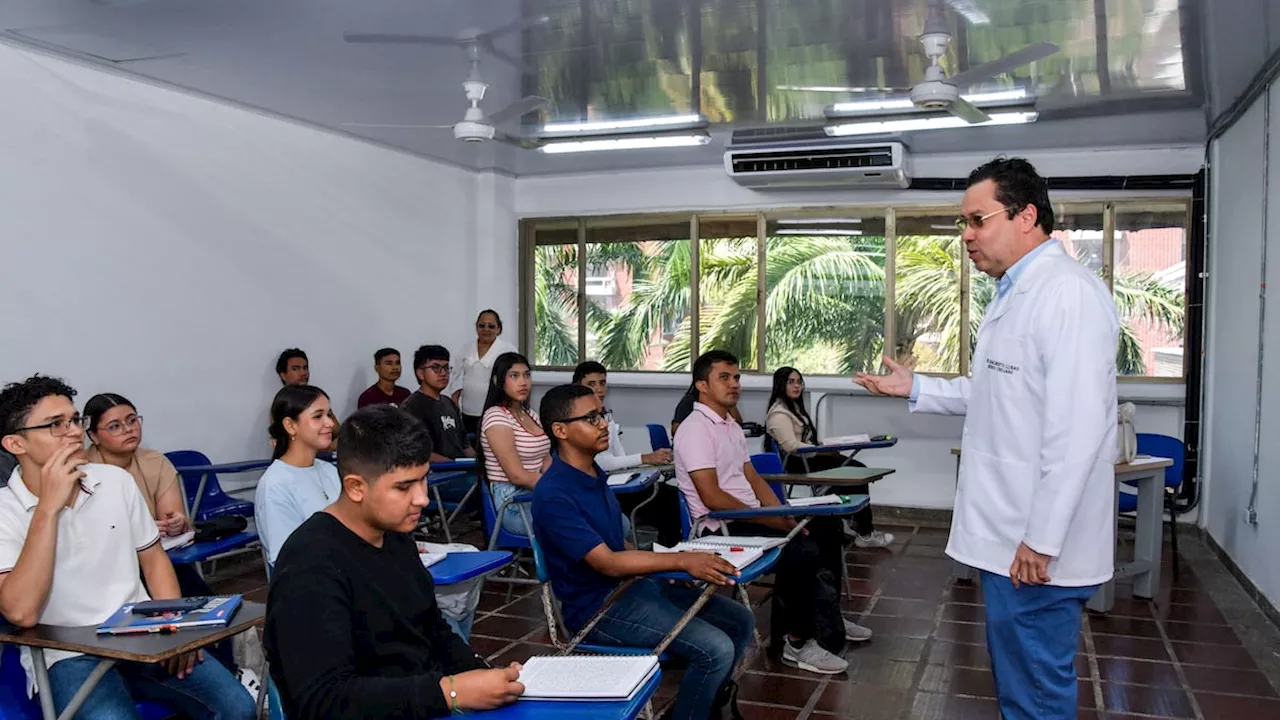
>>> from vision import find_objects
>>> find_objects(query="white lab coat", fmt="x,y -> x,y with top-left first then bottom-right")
912,241 -> 1120,586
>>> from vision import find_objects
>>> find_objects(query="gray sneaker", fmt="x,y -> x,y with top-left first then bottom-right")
853,530 -> 895,549
843,618 -> 874,643
781,638 -> 848,675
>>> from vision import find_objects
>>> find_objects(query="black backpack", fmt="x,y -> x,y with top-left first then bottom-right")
193,515 -> 248,543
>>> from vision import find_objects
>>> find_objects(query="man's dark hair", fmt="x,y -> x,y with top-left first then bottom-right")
275,348 -> 308,376
413,345 -> 450,371
693,350 -> 740,384
374,348 -> 400,364
538,384 -> 596,451
336,405 -> 433,483
966,157 -> 1054,235
0,375 -> 77,436
572,361 -> 608,384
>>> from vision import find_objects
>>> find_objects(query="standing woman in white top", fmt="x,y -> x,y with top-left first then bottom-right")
480,352 -> 550,535
254,385 -> 341,566
452,309 -> 517,438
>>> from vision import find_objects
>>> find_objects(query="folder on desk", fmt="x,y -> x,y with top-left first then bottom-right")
517,654 -> 659,701
97,595 -> 242,635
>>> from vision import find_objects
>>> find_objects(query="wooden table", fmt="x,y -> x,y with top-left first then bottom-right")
947,448 -> 1172,613
0,602 -> 266,720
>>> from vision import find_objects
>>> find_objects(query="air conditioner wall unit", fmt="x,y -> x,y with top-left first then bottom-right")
724,140 -> 911,189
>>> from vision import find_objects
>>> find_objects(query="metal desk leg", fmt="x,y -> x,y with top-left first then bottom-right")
628,483 -> 661,548
1088,479 -> 1122,613
432,485 -> 453,543
31,647 -> 116,720
1132,470 -> 1164,599
949,454 -> 975,583
191,473 -> 210,519
30,648 -> 55,720
446,479 -> 478,526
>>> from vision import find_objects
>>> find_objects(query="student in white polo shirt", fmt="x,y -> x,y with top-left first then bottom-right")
0,375 -> 254,720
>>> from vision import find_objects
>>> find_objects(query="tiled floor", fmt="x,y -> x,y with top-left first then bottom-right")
214,520 -> 1280,719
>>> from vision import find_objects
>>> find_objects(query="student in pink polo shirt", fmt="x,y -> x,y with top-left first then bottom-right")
674,350 -> 873,676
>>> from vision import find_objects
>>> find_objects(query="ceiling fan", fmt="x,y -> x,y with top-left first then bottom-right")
342,17 -> 549,148
823,1 -> 1059,124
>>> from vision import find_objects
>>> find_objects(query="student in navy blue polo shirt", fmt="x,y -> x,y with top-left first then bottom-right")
532,384 -> 755,720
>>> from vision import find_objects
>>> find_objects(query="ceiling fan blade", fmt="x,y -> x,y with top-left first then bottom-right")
496,131 -> 543,150
343,33 -> 459,46
950,97 -> 992,124
947,42 -> 1060,88
341,123 -> 454,130
486,95 -> 548,126
479,14 -> 552,41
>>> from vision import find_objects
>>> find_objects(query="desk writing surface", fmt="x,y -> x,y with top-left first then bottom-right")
707,495 -> 870,520
762,467 -> 895,485
430,551 -> 514,586
650,547 -> 782,585
793,439 -> 897,454
0,602 -> 265,664
951,447 -> 1173,473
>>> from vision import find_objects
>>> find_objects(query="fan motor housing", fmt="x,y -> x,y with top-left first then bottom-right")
454,121 -> 496,143
910,81 -> 959,111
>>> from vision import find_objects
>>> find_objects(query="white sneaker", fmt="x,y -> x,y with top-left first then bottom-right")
843,618 -> 874,643
853,530 -> 895,549
236,667 -> 261,702
780,638 -> 848,675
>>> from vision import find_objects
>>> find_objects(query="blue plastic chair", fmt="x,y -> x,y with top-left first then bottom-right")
267,676 -> 286,720
480,479 -> 536,599
0,644 -> 174,720
1118,433 -> 1185,579
748,453 -> 787,503
165,450 -> 255,523
646,424 -> 672,451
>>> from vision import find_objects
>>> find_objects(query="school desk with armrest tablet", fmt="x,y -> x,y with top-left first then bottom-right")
431,459 -> 480,535
947,447 -> 1172,613
783,437 -> 899,472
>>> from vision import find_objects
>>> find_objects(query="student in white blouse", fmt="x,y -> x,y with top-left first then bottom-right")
451,309 -> 517,437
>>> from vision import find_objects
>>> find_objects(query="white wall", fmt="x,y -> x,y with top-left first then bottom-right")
1202,81 -> 1280,607
516,147 -> 1197,511
0,42 -> 481,479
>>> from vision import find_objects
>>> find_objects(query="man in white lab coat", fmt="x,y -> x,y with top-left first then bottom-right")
856,157 -> 1119,719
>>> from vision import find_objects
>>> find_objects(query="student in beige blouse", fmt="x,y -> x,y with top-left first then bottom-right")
84,394 -> 189,537
765,367 -> 894,549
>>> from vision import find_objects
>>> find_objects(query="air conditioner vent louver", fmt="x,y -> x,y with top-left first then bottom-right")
724,141 -> 910,189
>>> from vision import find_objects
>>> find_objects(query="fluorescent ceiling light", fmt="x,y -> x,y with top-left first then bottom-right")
541,114 -> 704,135
930,224 -> 959,231
776,218 -> 863,225
826,111 -> 1038,137
538,134 -> 711,154
830,88 -> 1028,115
775,229 -> 863,236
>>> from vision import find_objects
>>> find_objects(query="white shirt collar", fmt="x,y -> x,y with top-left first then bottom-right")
7,464 -> 101,512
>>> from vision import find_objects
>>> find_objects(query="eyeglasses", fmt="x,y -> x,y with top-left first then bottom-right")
955,206 -> 1012,232
12,415 -> 88,438
786,378 -> 804,386
476,323 -> 499,330
423,364 -> 452,373
99,415 -> 143,436
557,409 -> 613,427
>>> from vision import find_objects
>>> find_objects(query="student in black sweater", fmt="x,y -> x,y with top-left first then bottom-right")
263,405 -> 525,719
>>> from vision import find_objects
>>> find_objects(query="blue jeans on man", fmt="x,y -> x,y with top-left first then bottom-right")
980,571 -> 1099,719
47,653 -> 254,720
584,578 -> 754,720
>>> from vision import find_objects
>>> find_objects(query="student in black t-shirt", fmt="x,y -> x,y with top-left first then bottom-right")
402,345 -> 475,462
264,405 -> 524,720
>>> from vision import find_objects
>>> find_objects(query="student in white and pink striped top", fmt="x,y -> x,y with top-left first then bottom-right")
479,353 -> 551,535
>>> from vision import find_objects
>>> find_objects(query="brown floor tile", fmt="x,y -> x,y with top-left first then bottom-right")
880,574 -> 950,601
1096,657 -> 1182,688
1089,614 -> 1164,639
488,641 -> 554,667
742,652 -> 814,679
736,702 -> 802,719
814,682 -> 911,718
917,664 -> 996,697
940,603 -> 985,623
840,594 -> 875,614
933,620 -> 986,645
927,640 -> 991,669
839,658 -> 918,689
1079,679 -> 1096,708
735,672 -> 820,709
1155,601 -> 1229,626
1193,692 -> 1280,718
1170,640 -> 1261,669
1101,682 -> 1195,718
947,583 -> 982,604
470,614 -> 544,639
903,539 -> 949,553
844,578 -> 879,596
1075,654 -> 1091,679
868,597 -> 941,620
476,591 -> 513,613
860,615 -> 936,639
491,593 -> 545,619
467,635 -> 511,659
846,563 -> 878,579
1103,598 -> 1158,619
1092,634 -> 1173,662
907,692 -> 999,720
1161,620 -> 1243,645
848,636 -> 928,663
1181,665 -> 1279,698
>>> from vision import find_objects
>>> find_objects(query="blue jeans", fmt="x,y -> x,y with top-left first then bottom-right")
47,653 -> 255,720
585,578 -> 754,720
980,571 -> 1098,720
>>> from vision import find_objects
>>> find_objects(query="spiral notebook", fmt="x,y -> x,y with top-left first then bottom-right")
651,541 -> 764,569
518,654 -> 659,701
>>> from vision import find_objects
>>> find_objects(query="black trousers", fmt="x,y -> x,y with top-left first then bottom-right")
783,453 -> 876,536
462,413 -> 482,439
615,482 -> 685,548
708,517 -> 845,643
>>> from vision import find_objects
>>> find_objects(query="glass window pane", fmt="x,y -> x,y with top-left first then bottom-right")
764,214 -> 886,375
1054,205 -> 1108,279
698,1 -> 761,123
895,214 -> 964,374
698,217 -> 760,369
532,226 -> 579,367
1114,203 -> 1188,378
585,219 -> 693,372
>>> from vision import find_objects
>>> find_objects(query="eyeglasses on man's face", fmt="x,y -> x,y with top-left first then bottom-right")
423,364 -> 452,374
557,409 -> 613,428
955,205 -> 1012,232
12,414 -> 88,438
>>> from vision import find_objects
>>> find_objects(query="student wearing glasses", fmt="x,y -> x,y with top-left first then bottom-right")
532,384 -> 753,720
0,375 -> 254,720
451,310 -> 516,437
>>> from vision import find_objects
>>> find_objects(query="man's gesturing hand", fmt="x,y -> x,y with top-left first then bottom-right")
853,356 -> 914,398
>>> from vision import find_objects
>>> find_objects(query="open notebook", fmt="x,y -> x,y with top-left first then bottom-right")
686,535 -> 788,551
518,654 -> 659,701
651,541 -> 764,569
787,494 -> 846,507
820,433 -> 871,445
415,541 -> 448,569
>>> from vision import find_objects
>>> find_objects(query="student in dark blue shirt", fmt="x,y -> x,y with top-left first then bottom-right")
532,384 -> 755,720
